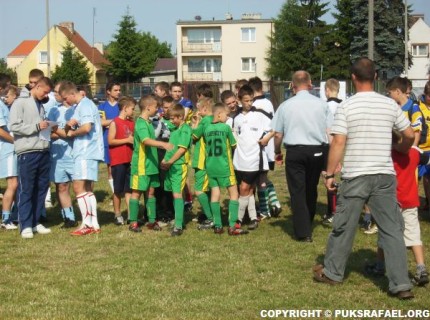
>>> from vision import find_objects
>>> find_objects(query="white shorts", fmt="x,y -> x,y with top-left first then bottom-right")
50,159 -> 74,183
73,159 -> 99,182
0,153 -> 18,178
402,207 -> 422,247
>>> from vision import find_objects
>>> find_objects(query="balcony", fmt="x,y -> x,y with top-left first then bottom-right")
182,41 -> 222,53
183,72 -> 222,82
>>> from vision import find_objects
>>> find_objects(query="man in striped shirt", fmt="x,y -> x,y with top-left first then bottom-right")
313,58 -> 416,300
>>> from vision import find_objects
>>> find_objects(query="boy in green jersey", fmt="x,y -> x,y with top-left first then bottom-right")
129,94 -> 172,233
191,97 -> 214,229
203,103 -> 248,236
161,104 -> 193,236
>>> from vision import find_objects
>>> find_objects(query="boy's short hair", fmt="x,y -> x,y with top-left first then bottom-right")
118,96 -> 137,111
138,94 -> 158,111
6,85 -> 20,97
29,69 -> 44,79
424,81 -> 430,96
220,90 -> 236,103
197,97 -> 213,111
106,81 -> 121,92
325,78 -> 340,93
0,73 -> 11,89
196,83 -> 213,98
386,76 -> 408,93
170,81 -> 183,90
155,81 -> 170,94
350,57 -> 375,82
170,104 -> 185,118
212,102 -> 227,114
235,79 -> 248,90
162,95 -> 174,104
238,85 -> 254,100
59,81 -> 77,95
248,77 -> 263,92
37,77 -> 54,89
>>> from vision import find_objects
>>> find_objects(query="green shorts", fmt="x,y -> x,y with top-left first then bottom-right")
165,164 -> 188,193
209,175 -> 237,188
194,168 -> 209,192
130,174 -> 160,191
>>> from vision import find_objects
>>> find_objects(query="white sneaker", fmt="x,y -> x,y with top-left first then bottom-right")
32,224 -> 51,235
21,227 -> 34,239
1,221 -> 18,230
45,201 -> 53,208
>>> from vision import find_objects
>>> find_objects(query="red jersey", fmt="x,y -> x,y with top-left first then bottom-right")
392,147 -> 420,209
109,117 -> 134,166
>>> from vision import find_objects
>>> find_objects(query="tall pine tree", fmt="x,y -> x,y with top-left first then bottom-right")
51,42 -> 90,85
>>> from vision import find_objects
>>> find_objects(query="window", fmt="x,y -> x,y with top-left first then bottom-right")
39,51 -> 48,64
241,28 -> 256,42
412,44 -> 429,57
188,58 -> 221,73
241,58 -> 256,72
188,29 -> 221,43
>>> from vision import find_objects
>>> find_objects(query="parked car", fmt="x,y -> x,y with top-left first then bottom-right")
128,86 -> 152,101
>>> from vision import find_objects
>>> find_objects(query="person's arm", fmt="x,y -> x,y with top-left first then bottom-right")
259,130 -> 274,147
67,123 -> 92,137
274,132 -> 284,165
143,138 -> 173,150
0,127 -> 14,143
108,121 -> 133,146
161,147 -> 187,169
9,100 -> 48,135
395,126 -> 415,154
324,134 -> 346,191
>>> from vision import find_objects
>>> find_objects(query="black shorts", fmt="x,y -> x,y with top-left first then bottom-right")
111,163 -> 132,194
235,170 -> 261,186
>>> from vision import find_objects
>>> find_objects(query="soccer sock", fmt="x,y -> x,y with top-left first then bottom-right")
60,208 -> 66,220
108,178 -> 114,193
147,197 -> 156,223
62,207 -> 75,221
197,193 -> 212,220
2,211 -> 11,222
129,198 -> 139,223
248,195 -> 257,221
238,195 -> 250,223
77,192 -> 92,227
228,200 -> 239,228
258,188 -> 269,215
87,193 -> 99,229
210,202 -> 222,228
267,181 -> 281,208
174,198 -> 184,229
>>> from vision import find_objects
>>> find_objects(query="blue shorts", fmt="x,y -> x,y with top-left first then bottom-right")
0,153 -> 17,178
418,151 -> 430,177
73,159 -> 100,181
50,159 -> 74,183
104,146 -> 110,164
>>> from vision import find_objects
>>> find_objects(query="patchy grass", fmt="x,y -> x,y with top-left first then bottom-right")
0,164 -> 429,319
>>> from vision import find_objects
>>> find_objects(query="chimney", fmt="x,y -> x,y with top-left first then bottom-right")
225,13 -> 233,20
59,22 -> 75,34
94,42 -> 104,54
241,13 -> 262,20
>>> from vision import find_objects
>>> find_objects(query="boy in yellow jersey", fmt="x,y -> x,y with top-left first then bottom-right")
129,94 -> 172,233
161,104 -> 193,236
191,97 -> 214,229
203,103 -> 248,235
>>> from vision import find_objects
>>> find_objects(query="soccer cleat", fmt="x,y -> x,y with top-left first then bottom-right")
197,219 -> 214,230
1,221 -> 18,230
70,226 -> 94,236
413,270 -> 429,286
171,227 -> 183,237
146,222 -> 162,231
32,224 -> 51,234
270,206 -> 282,218
322,214 -> 334,226
228,226 -> 249,236
214,227 -> 224,234
248,219 -> 259,230
114,216 -> 125,226
61,218 -> 78,229
156,220 -> 169,228
128,222 -> 142,233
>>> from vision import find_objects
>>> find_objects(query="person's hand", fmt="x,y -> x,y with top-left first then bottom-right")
163,142 -> 174,151
258,136 -> 270,147
324,177 -> 338,192
51,124 -> 59,132
275,153 -> 283,165
67,130 -> 75,138
39,120 -> 49,130
67,119 -> 78,127
127,135 -> 134,144
160,160 -> 171,170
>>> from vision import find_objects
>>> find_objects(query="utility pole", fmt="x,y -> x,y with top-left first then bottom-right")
92,7 -> 96,86
404,0 -> 408,76
368,0 -> 374,60
46,0 -> 51,76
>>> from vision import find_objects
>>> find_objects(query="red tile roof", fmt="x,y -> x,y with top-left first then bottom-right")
8,40 -> 39,56
153,58 -> 177,72
57,25 -> 110,68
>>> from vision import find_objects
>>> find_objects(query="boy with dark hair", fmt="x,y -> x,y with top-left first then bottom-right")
154,81 -> 170,98
128,94 -> 172,233
170,81 -> 193,123
196,83 -> 214,99
203,103 -> 248,235
221,90 -> 238,125
108,96 -> 136,225
161,104 -> 193,236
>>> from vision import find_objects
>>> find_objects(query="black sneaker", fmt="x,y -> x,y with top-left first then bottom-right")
270,206 -> 282,218
413,270 -> 429,286
322,214 -> 334,226
171,227 -> 183,237
61,218 -> 78,229
197,220 -> 214,230
248,219 -> 259,230
128,222 -> 142,233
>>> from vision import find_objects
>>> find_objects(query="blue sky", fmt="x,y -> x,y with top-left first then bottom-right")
0,0 -> 428,59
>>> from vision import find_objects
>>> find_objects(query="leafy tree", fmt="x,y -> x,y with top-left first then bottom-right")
139,32 -> 173,76
266,0 -> 330,81
51,42 -> 90,85
0,58 -> 18,84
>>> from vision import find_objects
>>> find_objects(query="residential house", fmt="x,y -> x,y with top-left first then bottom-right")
7,22 -> 109,87
141,58 -> 177,86
176,13 -> 273,84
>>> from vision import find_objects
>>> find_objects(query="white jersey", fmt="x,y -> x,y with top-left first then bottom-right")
71,97 -> 104,161
233,107 -> 272,171
253,96 -> 275,161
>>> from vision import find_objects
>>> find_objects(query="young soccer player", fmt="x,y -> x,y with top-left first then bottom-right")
60,81 -> 104,236
191,97 -> 214,229
233,85 -> 274,230
221,90 -> 238,128
128,94 -> 172,233
154,81 -> 170,99
108,96 -> 136,226
203,103 -> 248,235
161,104 -> 192,236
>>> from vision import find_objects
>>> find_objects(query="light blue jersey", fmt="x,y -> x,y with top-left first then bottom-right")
0,100 -> 15,160
47,104 -> 74,162
71,97 -> 104,160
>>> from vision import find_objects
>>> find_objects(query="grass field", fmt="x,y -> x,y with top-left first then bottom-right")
0,164 -> 429,319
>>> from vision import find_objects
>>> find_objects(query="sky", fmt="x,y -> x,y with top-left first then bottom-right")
1,0 -> 429,59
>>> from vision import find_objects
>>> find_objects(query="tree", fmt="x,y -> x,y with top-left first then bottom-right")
0,59 -> 18,84
51,42 -> 91,85
266,0 -> 330,81
139,32 -> 173,76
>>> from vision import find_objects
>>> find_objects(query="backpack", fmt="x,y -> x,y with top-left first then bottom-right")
408,100 -> 428,145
